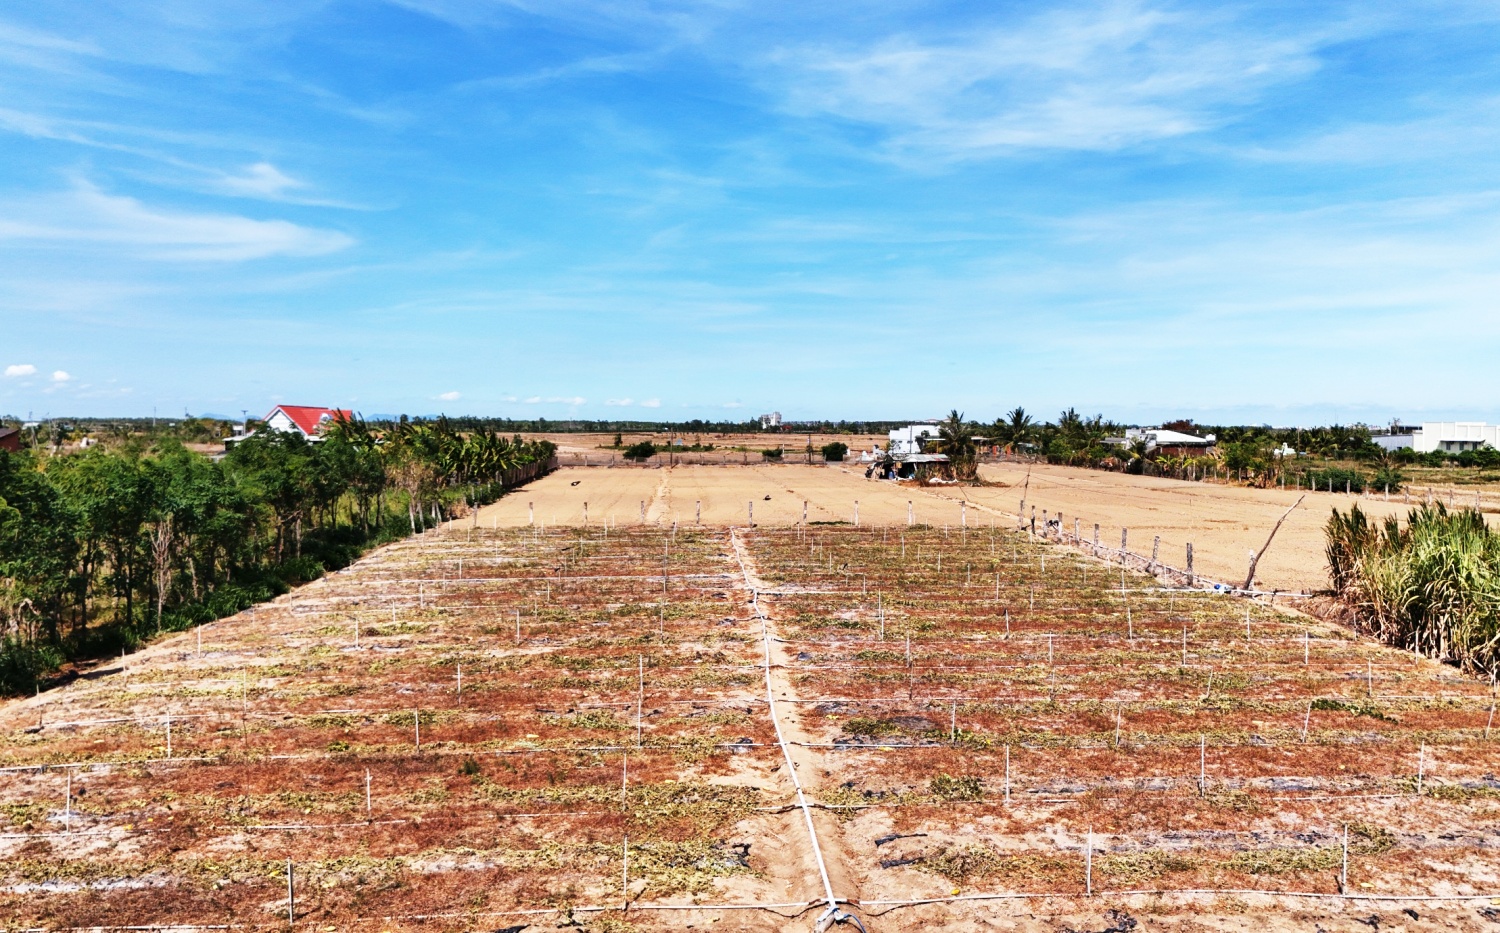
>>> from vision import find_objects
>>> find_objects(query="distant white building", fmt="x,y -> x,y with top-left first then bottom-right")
887,424 -> 941,455
1413,422 -> 1500,454
758,411 -> 782,429
1116,427 -> 1217,455
1371,434 -> 1415,452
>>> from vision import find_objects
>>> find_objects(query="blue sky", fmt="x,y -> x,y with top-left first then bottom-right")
3,1 -> 1500,426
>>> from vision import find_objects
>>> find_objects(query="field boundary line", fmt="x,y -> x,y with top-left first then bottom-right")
731,527 -> 864,933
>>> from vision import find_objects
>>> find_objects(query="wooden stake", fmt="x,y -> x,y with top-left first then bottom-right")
1085,827 -> 1093,896
1340,824 -> 1349,894
1199,734 -> 1206,797
287,859 -> 295,925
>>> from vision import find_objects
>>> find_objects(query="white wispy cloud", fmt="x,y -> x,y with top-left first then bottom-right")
51,370 -> 71,382
437,390 -> 460,401
0,181 -> 354,261
605,397 -> 634,406
219,162 -> 302,198
639,398 -> 661,408
767,3 -> 1328,160
4,363 -> 36,377
522,395 -> 586,405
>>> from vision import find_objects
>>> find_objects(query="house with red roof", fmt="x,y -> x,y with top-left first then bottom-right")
264,405 -> 353,439
225,405 -> 353,447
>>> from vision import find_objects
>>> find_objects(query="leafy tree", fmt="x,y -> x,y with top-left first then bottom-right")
821,441 -> 848,462
933,410 -> 978,480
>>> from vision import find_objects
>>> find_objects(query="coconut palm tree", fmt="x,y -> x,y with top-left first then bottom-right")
994,407 -> 1037,454
935,410 -> 978,481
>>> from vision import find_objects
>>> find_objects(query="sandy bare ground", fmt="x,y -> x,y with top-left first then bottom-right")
472,463 -> 973,529
964,461 -> 1419,594
473,463 -> 1435,593
520,431 -> 886,457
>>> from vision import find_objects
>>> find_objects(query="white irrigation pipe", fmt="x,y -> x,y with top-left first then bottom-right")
860,888 -> 1500,913
732,528 -> 862,932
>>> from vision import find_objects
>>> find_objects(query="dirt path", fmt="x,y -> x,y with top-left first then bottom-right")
731,528 -> 864,928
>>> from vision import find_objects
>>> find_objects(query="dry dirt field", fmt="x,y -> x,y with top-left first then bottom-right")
521,431 -> 886,458
7,520 -> 1500,932
473,462 -> 1437,593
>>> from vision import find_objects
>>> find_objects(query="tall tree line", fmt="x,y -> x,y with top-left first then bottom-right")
0,417 -> 554,694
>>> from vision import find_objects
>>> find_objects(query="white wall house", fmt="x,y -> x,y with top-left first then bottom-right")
1120,427 -> 1217,453
1413,422 -> 1500,453
888,424 -> 940,455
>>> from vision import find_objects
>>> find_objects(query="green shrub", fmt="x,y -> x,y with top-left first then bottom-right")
821,442 -> 849,462
0,637 -> 64,695
761,448 -> 783,460
1370,465 -> 1405,493
929,774 -> 984,801
623,441 -> 657,460
1305,467 -> 1364,493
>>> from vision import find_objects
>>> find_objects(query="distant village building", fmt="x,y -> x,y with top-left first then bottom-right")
0,427 -> 20,453
887,424 -> 941,455
1112,427 -> 1217,457
759,411 -> 782,429
225,405 -> 353,447
1412,422 -> 1500,454
1371,433 -> 1416,452
863,425 -> 949,480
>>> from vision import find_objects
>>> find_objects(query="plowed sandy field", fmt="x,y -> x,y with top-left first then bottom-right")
473,463 -> 1424,592
7,522 -> 1500,932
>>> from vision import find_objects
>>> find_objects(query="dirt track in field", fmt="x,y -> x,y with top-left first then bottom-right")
473,462 -> 1434,593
